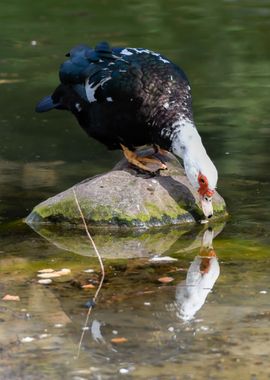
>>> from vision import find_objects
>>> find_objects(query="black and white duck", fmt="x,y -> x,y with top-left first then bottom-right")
36,41 -> 218,218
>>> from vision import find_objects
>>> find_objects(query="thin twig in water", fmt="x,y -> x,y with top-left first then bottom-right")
73,188 -> 105,358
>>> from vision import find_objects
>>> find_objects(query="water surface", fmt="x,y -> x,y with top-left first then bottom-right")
1,0 -> 270,379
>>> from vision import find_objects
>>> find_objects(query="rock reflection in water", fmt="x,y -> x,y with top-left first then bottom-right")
174,228 -> 220,321
27,221 -> 223,259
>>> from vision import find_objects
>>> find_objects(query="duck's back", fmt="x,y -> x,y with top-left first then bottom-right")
36,42 -> 193,150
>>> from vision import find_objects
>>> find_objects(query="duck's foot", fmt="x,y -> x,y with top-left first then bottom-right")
153,144 -> 169,157
120,144 -> 167,173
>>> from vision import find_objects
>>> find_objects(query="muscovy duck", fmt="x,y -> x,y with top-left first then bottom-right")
36,42 -> 218,218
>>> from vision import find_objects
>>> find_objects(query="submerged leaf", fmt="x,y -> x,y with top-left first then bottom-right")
37,268 -> 71,278
2,294 -> 20,301
82,284 -> 95,289
38,269 -> 55,273
38,279 -> 52,285
158,276 -> 174,283
21,336 -> 35,343
111,337 -> 128,344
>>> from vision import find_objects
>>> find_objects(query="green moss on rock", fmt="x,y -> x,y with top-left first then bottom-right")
26,151 -> 227,228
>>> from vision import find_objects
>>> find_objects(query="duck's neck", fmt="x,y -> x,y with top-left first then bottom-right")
171,118 -> 207,162
170,117 -> 215,190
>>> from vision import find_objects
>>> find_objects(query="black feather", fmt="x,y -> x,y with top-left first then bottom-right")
36,42 -> 193,151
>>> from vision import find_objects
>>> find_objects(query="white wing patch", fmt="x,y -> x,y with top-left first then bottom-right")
163,102 -> 169,109
75,102 -> 82,112
85,77 -> 111,103
106,97 -> 113,102
158,56 -> 171,64
120,47 -> 170,64
120,48 -> 133,56
121,48 -> 170,64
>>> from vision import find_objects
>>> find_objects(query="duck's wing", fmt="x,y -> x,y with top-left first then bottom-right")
36,42 -> 137,112
60,42 -> 137,105
36,41 -> 191,124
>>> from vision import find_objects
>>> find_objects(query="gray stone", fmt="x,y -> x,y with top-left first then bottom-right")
26,150 -> 227,228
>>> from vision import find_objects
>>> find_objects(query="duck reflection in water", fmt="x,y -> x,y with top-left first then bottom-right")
175,228 -> 220,321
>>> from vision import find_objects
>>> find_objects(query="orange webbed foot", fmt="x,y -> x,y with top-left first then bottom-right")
121,144 -> 167,173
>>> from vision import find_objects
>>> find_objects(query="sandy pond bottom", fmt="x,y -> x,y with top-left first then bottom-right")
0,222 -> 270,380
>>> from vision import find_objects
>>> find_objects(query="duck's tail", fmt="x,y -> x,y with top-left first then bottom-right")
35,94 -> 67,113
35,95 -> 58,113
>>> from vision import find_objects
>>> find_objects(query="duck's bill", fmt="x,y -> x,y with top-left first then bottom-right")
200,196 -> 213,219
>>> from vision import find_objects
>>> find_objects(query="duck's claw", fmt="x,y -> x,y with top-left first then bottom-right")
121,144 -> 167,173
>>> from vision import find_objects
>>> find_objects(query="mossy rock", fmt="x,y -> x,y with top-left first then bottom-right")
26,151 -> 227,228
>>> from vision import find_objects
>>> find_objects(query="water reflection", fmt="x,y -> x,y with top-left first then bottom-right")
174,228 -> 220,321
27,220 -> 224,259
6,221 -> 270,379
63,226 -> 223,359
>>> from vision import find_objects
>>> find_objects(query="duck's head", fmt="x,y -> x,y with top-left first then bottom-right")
184,154 -> 218,219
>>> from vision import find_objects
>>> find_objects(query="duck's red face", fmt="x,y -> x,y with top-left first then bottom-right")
198,173 -> 215,218
198,173 -> 214,197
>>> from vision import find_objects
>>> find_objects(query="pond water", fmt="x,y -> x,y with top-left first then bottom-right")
1,0 -> 270,379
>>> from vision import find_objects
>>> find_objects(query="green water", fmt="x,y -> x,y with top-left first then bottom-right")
1,1 -> 270,379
